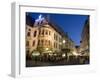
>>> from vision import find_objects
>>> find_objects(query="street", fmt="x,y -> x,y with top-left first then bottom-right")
26,56 -> 89,67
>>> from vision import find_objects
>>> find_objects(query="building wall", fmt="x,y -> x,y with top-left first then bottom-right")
75,46 -> 80,54
37,24 -> 55,51
26,15 -> 75,56
26,25 -> 39,55
53,28 -> 62,52
26,23 -> 62,55
80,18 -> 89,55
62,36 -> 75,53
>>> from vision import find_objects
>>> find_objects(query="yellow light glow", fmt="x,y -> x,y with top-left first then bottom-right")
63,40 -> 66,43
73,51 -> 79,56
45,48 -> 49,50
62,53 -> 66,57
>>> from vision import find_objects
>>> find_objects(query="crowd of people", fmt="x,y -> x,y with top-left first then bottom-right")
31,53 -> 89,65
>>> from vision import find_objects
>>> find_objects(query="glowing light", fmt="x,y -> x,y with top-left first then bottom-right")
54,54 -> 57,56
62,53 -> 66,57
63,40 -> 66,43
32,52 -> 40,56
48,51 -> 52,53
45,48 -> 49,50
73,51 -> 79,56
49,53 -> 53,56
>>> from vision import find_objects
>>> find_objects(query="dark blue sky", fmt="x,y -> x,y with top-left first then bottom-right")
26,12 -> 89,45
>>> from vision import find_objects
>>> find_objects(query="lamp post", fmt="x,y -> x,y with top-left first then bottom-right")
63,40 -> 66,43
62,40 -> 66,48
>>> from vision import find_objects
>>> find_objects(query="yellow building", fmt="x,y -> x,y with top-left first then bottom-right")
26,25 -> 39,57
26,15 -> 75,58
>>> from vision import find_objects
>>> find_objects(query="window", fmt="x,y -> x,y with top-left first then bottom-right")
45,40 -> 47,45
46,40 -> 48,46
41,40 -> 44,46
28,28 -> 31,31
38,40 -> 40,45
45,30 -> 48,35
39,29 -> 41,35
27,32 -> 30,36
54,42 -> 56,48
59,37 -> 61,42
33,40 -> 35,46
49,31 -> 51,35
54,34 -> 56,40
54,34 -> 58,41
56,43 -> 57,48
56,35 -> 58,41
34,30 -> 37,37
26,41 -> 29,46
42,29 -> 44,35
49,40 -> 50,46
55,35 -> 57,40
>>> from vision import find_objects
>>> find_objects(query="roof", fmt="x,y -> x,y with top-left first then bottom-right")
48,21 -> 65,37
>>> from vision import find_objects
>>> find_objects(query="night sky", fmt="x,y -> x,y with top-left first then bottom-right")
26,12 -> 89,45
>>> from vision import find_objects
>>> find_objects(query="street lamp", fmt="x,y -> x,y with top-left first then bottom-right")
62,53 -> 66,58
63,40 -> 66,43
45,48 -> 49,51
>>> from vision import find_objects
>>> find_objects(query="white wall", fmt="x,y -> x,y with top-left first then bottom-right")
0,0 -> 100,80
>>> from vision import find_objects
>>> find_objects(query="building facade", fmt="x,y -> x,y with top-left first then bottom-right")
26,14 -> 75,58
80,18 -> 89,56
75,46 -> 80,54
62,35 -> 76,55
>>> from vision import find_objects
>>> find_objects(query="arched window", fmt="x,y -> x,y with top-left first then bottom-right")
49,40 -> 50,46
32,40 -> 35,46
38,40 -> 40,45
45,30 -> 48,35
34,30 -> 37,37
27,32 -> 30,36
26,41 -> 29,46
45,40 -> 47,45
28,28 -> 31,31
41,40 -> 43,46
39,29 -> 41,35
42,29 -> 44,35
